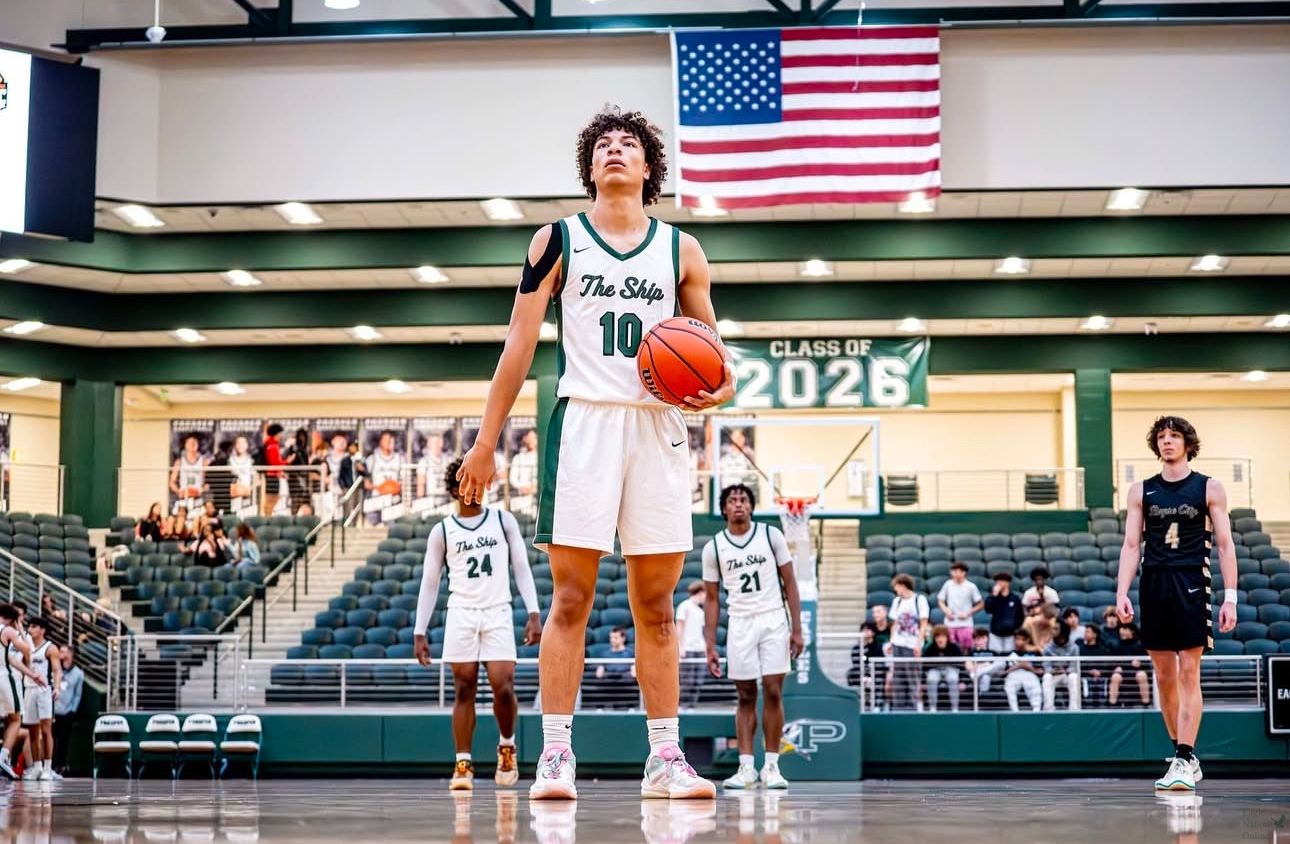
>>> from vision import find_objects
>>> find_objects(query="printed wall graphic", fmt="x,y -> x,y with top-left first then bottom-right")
168,420 -> 215,515
360,418 -> 409,524
410,417 -> 457,518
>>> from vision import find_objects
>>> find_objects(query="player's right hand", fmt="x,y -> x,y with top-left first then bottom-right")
413,635 -> 432,668
1116,593 -> 1134,624
705,646 -> 722,678
457,444 -> 496,505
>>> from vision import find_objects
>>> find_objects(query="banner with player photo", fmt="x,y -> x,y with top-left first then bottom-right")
168,419 -> 216,515
685,416 -> 710,512
409,417 -> 458,518
360,418 -> 409,524
214,419 -> 263,518
0,413 -> 10,512
715,418 -> 761,504
312,418 -> 359,522
506,416 -> 539,517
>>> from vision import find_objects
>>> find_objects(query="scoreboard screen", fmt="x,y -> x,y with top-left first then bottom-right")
0,47 -> 99,243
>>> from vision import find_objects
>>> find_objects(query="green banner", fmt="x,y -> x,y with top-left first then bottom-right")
726,337 -> 929,410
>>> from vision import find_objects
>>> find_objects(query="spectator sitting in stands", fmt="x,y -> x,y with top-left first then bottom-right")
1023,603 -> 1059,651
594,626 -> 637,683
936,562 -> 984,652
192,522 -> 229,568
1100,606 -> 1121,643
965,627 -> 1005,703
1042,621 -> 1081,711
848,625 -> 887,708
1108,622 -> 1152,707
1078,624 -> 1112,707
921,624 -> 963,712
135,503 -> 165,542
202,501 -> 218,521
1022,567 -> 1061,610
984,572 -> 1025,654
228,524 -> 261,571
1003,629 -> 1044,711
168,506 -> 192,542
1061,607 -> 1085,643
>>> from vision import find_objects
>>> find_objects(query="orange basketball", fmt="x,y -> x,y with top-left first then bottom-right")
637,317 -> 726,407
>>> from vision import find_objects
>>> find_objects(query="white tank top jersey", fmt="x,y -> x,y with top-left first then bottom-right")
441,509 -> 514,609
1,625 -> 22,686
179,454 -> 204,489
228,453 -> 254,487
554,212 -> 681,405
369,451 -> 402,486
706,523 -> 789,617
29,641 -> 51,688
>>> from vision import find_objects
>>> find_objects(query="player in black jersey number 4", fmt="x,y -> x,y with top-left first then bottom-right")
1116,416 -> 1238,792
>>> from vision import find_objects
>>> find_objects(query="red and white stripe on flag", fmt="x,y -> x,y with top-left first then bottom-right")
671,25 -> 941,209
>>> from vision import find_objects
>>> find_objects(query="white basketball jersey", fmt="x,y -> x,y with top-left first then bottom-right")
710,524 -> 787,617
441,509 -> 513,609
325,453 -> 344,489
369,451 -> 402,486
2,626 -> 23,687
228,453 -> 254,487
555,212 -> 680,405
29,642 -> 51,688
179,454 -> 204,489
418,454 -> 448,495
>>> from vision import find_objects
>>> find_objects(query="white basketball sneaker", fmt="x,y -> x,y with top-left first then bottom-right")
640,745 -> 716,799
530,747 -> 578,801
760,761 -> 789,790
722,764 -> 759,790
1154,756 -> 1196,791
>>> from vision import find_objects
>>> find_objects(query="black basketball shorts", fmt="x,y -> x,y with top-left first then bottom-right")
1138,565 -> 1212,653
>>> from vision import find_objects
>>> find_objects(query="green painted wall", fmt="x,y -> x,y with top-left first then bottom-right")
857,510 -> 1089,538
104,709 -> 1285,779
1075,369 -> 1115,509
59,380 -> 122,526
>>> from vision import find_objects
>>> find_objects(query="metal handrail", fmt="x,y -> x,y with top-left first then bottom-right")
332,478 -> 365,565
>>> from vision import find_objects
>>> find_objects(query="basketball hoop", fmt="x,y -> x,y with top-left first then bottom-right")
774,496 -> 819,561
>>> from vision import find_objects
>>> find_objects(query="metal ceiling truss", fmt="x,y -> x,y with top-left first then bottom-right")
59,0 -> 1290,53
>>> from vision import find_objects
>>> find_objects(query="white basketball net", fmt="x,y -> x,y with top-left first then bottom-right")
775,496 -> 818,572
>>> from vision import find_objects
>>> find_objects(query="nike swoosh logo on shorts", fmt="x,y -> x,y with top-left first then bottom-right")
671,440 -> 685,448
1188,587 -> 1200,593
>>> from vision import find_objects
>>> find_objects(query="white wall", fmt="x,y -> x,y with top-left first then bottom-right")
0,396 -> 62,515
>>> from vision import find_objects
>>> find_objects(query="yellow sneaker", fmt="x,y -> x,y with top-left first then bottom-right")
496,744 -> 519,787
450,758 -> 475,791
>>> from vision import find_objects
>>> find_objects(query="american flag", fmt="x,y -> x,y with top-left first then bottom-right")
670,26 -> 941,209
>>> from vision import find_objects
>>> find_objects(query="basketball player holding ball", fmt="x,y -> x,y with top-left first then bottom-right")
457,106 -> 735,800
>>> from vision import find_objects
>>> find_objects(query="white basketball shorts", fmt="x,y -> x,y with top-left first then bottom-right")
535,398 -> 693,556
22,686 -> 51,724
726,608 -> 792,682
441,604 -> 517,664
0,673 -> 19,718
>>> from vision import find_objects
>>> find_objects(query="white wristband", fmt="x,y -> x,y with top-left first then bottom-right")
1223,589 -> 1238,605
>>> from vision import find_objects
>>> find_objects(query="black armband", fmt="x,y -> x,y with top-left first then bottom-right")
519,223 -> 562,294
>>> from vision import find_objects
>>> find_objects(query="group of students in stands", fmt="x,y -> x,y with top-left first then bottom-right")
850,564 -> 1153,712
134,502 -> 262,570
0,600 -> 85,779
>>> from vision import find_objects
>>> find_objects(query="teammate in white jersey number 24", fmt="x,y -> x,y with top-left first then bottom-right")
456,106 -> 736,801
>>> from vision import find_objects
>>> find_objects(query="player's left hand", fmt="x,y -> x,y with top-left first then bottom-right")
684,361 -> 737,411
789,629 -> 805,661
523,614 -> 543,646
1218,601 -> 1237,634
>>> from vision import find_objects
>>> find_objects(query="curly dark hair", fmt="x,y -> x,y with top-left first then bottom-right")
1147,415 -> 1201,460
719,483 -> 757,514
444,458 -> 463,498
575,106 -> 668,207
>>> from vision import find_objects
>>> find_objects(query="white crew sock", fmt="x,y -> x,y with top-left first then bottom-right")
646,717 -> 680,753
542,714 -> 573,750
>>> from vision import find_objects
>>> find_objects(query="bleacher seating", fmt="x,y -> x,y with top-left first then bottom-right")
266,511 -> 732,705
0,512 -> 99,599
109,512 -> 321,635
862,506 -> 1289,656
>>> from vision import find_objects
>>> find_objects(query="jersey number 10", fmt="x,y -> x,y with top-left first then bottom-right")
599,311 -> 643,357
467,554 -> 493,579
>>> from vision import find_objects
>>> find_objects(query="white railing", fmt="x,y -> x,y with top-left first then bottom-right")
814,631 -> 1266,713
0,463 -> 65,517
1117,458 -> 1253,511
876,468 -> 1086,512
0,547 -> 127,685
118,464 -> 539,528
107,634 -> 245,713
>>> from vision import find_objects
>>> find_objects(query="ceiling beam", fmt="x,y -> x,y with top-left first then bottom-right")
3,334 -> 1286,386
61,4 -> 1290,52
5,216 -> 1290,275
0,277 -> 1285,334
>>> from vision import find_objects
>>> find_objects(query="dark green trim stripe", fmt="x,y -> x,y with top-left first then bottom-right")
576,213 -> 659,261
555,219 -> 570,380
534,397 -> 569,546
672,224 -> 681,317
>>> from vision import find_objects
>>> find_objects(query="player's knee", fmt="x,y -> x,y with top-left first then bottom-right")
550,582 -> 596,620
454,674 -> 479,701
735,683 -> 758,707
762,682 -> 784,706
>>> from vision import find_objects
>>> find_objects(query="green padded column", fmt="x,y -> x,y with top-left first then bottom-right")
1074,368 -> 1114,509
59,380 -> 122,527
